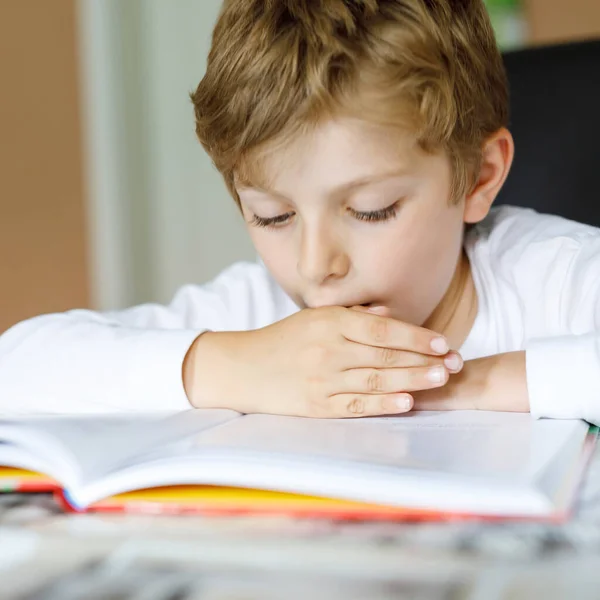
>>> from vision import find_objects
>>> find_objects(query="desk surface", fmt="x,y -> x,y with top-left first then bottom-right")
2,447 -> 600,600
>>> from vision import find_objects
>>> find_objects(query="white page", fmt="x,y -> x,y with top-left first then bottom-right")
135,410 -> 583,479
70,410 -> 588,515
0,409 -> 590,515
0,409 -> 239,487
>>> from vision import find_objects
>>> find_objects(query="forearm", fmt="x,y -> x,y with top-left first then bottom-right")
412,351 -> 530,413
0,313 -> 197,413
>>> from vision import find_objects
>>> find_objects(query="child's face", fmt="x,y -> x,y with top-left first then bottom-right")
236,118 -> 471,327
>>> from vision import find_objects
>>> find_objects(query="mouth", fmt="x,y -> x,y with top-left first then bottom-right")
304,298 -> 378,310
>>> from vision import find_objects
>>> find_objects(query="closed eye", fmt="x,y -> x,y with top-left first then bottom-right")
250,212 -> 295,229
348,200 -> 400,222
249,199 -> 400,229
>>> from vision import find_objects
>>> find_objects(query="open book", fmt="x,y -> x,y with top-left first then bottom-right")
0,410 -> 595,520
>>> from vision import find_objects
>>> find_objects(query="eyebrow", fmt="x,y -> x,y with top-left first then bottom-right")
237,169 -> 411,201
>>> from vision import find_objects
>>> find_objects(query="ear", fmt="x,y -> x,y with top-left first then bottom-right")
464,128 -> 515,224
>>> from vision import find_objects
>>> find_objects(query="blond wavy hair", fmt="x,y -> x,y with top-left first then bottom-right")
191,0 -> 509,205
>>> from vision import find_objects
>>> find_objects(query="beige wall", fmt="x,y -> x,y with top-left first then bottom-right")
0,0 -> 89,333
525,0 -> 600,45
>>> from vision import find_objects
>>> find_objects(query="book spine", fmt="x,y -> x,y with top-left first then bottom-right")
54,489 -> 86,513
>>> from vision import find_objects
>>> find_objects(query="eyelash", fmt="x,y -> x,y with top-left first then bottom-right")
348,202 -> 400,223
251,201 -> 400,229
251,212 -> 295,229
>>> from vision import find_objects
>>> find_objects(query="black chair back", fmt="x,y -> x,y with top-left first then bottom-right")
498,39 -> 600,227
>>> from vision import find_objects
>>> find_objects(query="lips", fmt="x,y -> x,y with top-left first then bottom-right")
340,302 -> 375,309
305,296 -> 383,310
306,299 -> 370,308
357,303 -> 392,317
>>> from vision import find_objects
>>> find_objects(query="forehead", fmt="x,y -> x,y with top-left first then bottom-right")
236,118 -> 423,194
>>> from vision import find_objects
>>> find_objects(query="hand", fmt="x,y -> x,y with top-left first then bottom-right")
412,351 -> 530,413
183,306 -> 463,418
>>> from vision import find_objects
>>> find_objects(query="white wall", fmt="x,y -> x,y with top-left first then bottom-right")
78,0 -> 255,309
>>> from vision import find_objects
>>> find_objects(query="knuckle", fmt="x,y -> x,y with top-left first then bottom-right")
380,346 -> 397,366
370,318 -> 389,344
311,342 -> 332,365
367,369 -> 384,393
347,396 -> 366,416
305,373 -> 325,392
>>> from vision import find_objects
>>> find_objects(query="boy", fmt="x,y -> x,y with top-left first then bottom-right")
0,0 -> 599,423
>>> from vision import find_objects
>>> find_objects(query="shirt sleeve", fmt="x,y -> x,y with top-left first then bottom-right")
525,234 -> 600,425
0,262 -> 297,415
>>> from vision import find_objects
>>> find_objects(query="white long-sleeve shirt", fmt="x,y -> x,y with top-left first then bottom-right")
0,205 -> 599,422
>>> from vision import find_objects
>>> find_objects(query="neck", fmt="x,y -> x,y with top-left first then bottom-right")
424,250 -> 478,351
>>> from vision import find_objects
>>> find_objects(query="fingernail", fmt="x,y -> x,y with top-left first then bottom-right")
444,352 -> 463,372
396,394 -> 413,410
427,366 -> 446,384
430,337 -> 449,354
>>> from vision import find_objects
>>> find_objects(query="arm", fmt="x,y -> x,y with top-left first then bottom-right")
413,351 -> 530,413
415,233 -> 600,425
182,305 -> 461,417
0,260 -> 458,418
0,262 -> 293,414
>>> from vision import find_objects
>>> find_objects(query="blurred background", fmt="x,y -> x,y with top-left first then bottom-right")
0,0 -> 599,332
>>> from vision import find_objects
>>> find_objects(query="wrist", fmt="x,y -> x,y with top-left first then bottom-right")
413,351 -> 529,412
183,331 -> 233,409
475,351 -> 529,412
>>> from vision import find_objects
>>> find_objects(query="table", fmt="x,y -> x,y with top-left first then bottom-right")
2,446 -> 600,600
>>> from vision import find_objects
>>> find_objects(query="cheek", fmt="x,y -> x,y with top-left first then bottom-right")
370,212 -> 461,276
363,205 -> 464,314
417,211 -> 464,275
248,230 -> 297,284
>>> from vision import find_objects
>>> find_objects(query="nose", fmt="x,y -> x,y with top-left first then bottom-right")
297,222 -> 350,285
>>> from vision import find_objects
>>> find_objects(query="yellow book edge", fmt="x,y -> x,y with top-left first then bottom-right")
0,467 -> 441,518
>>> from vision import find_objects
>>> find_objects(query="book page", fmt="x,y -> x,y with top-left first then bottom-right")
162,410 -> 587,481
0,409 -> 239,485
68,410 -> 589,515
0,409 -> 590,515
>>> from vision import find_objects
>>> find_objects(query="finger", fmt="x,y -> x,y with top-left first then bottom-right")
334,365 -> 450,395
350,304 -> 393,318
443,351 -> 464,373
327,393 -> 414,418
341,309 -> 450,356
342,343 -> 464,374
